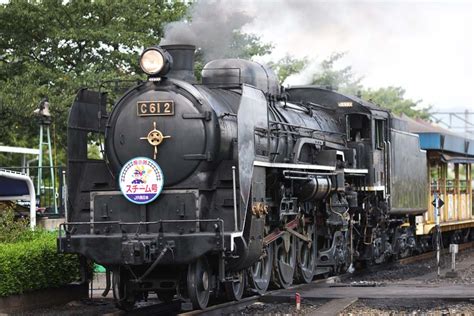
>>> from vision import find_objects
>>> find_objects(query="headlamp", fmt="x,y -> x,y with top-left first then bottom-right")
139,47 -> 172,77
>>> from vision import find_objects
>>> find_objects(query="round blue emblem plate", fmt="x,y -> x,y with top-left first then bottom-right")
119,157 -> 164,204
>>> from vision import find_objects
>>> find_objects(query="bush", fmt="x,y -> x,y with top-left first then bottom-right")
0,206 -> 32,243
0,228 -> 81,297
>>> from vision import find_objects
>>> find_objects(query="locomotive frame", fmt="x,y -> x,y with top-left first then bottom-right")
58,44 -> 474,310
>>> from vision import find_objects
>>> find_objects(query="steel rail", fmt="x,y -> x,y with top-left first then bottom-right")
398,241 -> 474,265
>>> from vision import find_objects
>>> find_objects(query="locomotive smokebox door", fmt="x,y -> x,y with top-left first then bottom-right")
105,83 -> 207,186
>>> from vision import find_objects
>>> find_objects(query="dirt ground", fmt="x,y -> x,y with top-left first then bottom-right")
14,249 -> 474,315
343,298 -> 474,315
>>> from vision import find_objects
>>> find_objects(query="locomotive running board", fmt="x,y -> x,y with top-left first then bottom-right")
253,160 -> 336,171
343,168 -> 369,174
253,161 -> 369,175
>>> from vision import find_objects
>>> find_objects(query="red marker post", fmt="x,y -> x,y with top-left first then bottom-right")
295,292 -> 301,311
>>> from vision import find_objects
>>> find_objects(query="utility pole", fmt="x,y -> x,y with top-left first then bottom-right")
432,192 -> 444,277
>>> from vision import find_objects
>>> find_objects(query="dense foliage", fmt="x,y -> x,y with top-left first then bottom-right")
0,204 -> 34,243
0,0 -> 188,165
0,209 -> 80,297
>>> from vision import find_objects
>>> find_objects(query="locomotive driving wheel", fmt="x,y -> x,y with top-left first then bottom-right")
248,243 -> 274,295
187,257 -> 211,310
296,223 -> 316,283
272,233 -> 296,289
224,270 -> 245,301
112,267 -> 136,311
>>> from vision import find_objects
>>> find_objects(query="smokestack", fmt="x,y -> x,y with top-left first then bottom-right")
161,44 -> 196,82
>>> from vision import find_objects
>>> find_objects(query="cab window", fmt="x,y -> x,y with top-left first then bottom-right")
374,119 -> 385,149
347,114 -> 370,141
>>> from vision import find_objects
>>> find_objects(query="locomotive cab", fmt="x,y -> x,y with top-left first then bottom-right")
287,87 -> 391,193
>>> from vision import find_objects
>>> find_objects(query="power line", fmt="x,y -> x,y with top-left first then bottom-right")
429,110 -> 474,137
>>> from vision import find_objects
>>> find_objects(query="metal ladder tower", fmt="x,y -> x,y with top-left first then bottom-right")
35,97 -> 58,214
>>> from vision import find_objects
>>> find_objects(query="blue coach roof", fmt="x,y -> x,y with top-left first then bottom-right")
400,114 -> 474,157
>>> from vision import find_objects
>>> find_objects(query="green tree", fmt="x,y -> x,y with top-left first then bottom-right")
0,1 -> 273,166
361,86 -> 431,119
0,0 -> 188,166
311,52 -> 363,95
268,55 -> 308,83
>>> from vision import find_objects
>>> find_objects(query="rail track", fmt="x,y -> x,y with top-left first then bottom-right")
177,274 -> 348,316
106,241 -> 474,315
102,274 -> 345,316
398,241 -> 474,265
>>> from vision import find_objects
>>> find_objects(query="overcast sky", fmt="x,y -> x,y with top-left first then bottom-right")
240,0 -> 473,112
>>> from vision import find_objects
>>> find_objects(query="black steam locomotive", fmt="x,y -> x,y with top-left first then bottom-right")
58,44 -> 428,310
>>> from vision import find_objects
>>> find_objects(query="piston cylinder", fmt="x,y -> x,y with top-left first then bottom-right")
295,176 -> 332,201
